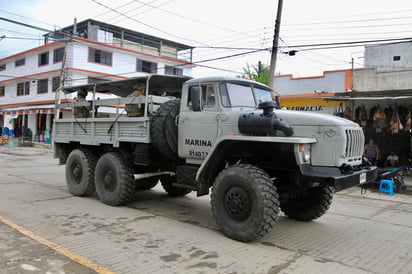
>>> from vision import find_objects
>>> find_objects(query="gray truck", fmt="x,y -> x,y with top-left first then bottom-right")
53,75 -> 377,242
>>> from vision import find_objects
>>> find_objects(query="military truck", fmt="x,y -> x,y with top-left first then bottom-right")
53,75 -> 377,242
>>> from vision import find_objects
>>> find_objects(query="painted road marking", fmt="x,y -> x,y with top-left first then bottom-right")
0,215 -> 114,274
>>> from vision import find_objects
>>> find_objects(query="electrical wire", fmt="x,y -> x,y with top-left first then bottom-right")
110,0 -> 175,24
90,0 -> 208,46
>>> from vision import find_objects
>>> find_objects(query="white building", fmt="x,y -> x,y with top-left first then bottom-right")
0,19 -> 193,141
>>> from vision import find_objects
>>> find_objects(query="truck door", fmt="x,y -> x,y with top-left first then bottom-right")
178,84 -> 219,163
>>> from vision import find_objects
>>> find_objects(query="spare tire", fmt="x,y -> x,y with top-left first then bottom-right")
151,99 -> 180,160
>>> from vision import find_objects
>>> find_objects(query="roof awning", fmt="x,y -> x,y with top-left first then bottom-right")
279,93 -> 345,107
2,105 -> 55,115
334,95 -> 412,101
62,75 -> 192,97
334,89 -> 412,100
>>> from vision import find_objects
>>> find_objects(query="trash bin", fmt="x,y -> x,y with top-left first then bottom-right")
45,129 -> 50,144
7,140 -> 14,148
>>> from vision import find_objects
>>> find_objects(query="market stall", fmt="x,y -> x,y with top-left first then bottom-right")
334,91 -> 412,167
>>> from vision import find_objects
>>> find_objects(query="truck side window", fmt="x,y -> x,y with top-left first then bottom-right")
202,85 -> 216,108
187,86 -> 194,109
219,83 -> 231,107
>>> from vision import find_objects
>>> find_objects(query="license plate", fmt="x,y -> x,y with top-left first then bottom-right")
359,173 -> 367,184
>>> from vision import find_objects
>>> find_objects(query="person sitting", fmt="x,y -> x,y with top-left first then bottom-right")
74,88 -> 90,118
385,151 -> 399,167
125,83 -> 146,117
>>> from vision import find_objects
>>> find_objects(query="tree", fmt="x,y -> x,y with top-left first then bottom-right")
242,61 -> 269,85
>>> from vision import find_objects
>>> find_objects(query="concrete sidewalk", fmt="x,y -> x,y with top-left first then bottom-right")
0,220 -> 97,274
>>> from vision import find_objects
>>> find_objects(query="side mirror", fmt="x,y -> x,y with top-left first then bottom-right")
190,87 -> 201,112
275,96 -> 280,109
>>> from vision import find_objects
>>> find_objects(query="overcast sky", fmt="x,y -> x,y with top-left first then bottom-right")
2,0 -> 412,78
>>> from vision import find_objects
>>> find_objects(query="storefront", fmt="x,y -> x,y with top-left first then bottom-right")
334,91 -> 412,167
280,91 -> 412,167
280,93 -> 344,115
2,105 -> 54,143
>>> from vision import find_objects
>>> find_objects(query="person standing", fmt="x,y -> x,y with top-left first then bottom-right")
364,139 -> 380,165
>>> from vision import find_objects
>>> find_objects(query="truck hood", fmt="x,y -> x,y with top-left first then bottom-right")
275,109 -> 357,127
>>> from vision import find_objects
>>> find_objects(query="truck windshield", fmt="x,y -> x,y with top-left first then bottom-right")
220,82 -> 273,108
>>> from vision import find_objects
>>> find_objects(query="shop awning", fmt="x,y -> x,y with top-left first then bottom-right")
2,105 -> 55,115
334,89 -> 412,101
280,93 -> 345,108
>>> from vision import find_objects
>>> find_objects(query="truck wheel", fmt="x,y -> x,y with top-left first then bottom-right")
151,99 -> 180,160
160,175 -> 192,196
281,185 -> 333,221
135,177 -> 159,190
95,152 -> 135,206
65,148 -> 97,196
210,164 -> 280,242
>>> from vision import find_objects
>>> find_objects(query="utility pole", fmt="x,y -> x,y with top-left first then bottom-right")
268,0 -> 283,91
55,40 -> 68,120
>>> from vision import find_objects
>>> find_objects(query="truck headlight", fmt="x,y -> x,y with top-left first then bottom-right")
299,144 -> 311,162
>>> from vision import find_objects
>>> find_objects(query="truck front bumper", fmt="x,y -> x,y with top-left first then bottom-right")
300,164 -> 378,192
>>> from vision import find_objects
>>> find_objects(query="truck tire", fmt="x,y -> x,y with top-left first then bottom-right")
65,148 -> 97,196
95,152 -> 135,206
135,177 -> 159,190
210,164 -> 280,242
160,175 -> 192,196
151,99 -> 180,160
281,185 -> 333,221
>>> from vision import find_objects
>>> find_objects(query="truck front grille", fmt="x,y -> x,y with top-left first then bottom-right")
345,128 -> 364,162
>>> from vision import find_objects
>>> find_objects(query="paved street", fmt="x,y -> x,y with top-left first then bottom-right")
0,146 -> 411,274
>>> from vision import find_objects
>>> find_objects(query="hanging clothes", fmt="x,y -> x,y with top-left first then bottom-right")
390,106 -> 404,134
344,106 -> 353,120
373,106 -> 386,133
405,106 -> 412,131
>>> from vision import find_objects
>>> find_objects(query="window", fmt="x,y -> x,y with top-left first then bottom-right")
165,65 -> 183,76
38,52 -> 49,66
15,58 -> 25,67
187,85 -> 216,110
17,82 -> 30,96
88,48 -> 112,65
37,79 -> 48,94
53,47 -> 64,63
201,85 -> 216,108
52,76 -> 60,92
0,64 -> 5,71
219,83 -> 256,108
0,86 -> 4,97
137,59 -> 157,73
88,76 -> 107,84
393,56 -> 401,61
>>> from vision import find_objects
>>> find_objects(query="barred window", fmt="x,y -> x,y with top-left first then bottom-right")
37,79 -> 48,94
165,65 -> 183,76
17,82 -> 30,96
88,48 -> 112,65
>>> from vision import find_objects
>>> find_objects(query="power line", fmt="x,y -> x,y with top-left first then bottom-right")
93,0 -> 136,18
90,0 -> 206,46
283,15 -> 412,27
278,37 -> 412,50
128,0 -> 260,39
0,9 -> 59,29
0,17 -> 53,33
110,0 -> 175,24
0,36 -> 42,41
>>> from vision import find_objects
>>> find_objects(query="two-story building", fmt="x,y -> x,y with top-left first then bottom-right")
0,19 -> 193,141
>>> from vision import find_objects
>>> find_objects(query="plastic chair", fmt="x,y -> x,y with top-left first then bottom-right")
379,179 -> 394,195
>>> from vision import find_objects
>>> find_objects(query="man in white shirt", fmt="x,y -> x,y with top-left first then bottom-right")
385,152 -> 399,167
